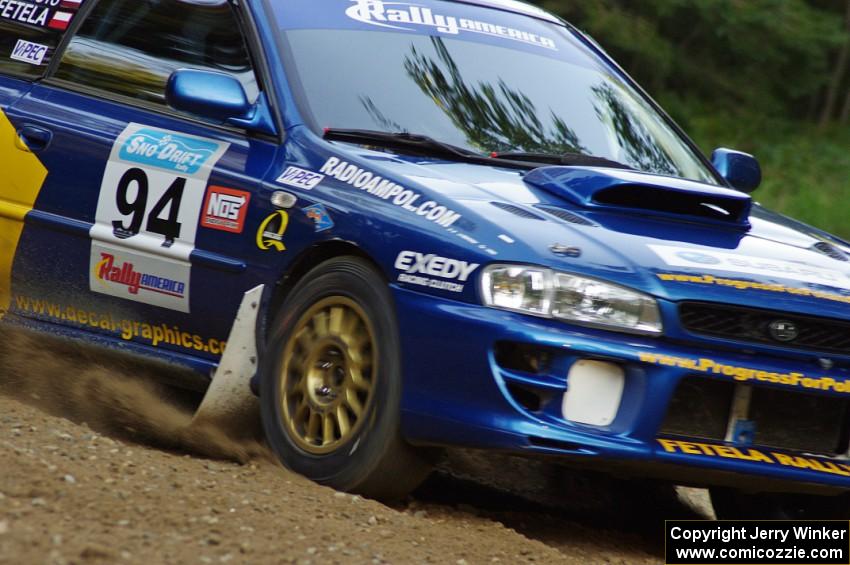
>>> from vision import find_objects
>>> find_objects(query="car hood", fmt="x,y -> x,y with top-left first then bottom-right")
368,153 -> 850,319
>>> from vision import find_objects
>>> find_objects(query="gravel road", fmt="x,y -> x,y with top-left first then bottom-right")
0,327 -> 711,564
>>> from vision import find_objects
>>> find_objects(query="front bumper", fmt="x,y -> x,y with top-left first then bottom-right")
394,286 -> 850,494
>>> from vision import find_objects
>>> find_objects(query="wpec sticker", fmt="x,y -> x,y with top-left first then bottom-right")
10,39 -> 47,66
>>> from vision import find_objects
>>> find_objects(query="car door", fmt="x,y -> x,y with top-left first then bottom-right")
0,3 -> 86,321
4,0 -> 281,362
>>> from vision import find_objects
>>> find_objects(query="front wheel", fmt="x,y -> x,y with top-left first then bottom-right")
710,488 -> 850,519
260,257 -> 434,500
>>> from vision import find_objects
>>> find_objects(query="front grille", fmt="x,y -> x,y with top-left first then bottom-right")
661,376 -> 850,456
680,302 -> 850,355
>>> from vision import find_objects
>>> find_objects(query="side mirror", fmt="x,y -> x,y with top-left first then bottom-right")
166,69 -> 276,136
711,148 -> 761,193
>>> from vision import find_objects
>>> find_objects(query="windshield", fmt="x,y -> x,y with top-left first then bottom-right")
272,0 -> 717,184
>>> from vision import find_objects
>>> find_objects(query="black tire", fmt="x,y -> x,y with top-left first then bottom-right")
710,488 -> 850,519
260,256 -> 434,500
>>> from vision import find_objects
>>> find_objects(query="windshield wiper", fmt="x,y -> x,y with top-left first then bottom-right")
323,129 -> 633,172
323,128 -> 536,170
490,151 -> 633,170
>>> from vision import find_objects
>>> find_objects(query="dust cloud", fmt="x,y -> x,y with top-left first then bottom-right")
0,326 -> 269,464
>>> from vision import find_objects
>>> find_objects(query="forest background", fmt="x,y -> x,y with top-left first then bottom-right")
531,0 -> 850,237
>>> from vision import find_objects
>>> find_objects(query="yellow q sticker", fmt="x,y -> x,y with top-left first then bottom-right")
256,210 -> 289,252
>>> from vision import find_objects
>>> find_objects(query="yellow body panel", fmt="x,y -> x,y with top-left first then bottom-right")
0,110 -> 48,316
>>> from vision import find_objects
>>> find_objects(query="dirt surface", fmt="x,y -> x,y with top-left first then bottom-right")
0,327 -> 712,564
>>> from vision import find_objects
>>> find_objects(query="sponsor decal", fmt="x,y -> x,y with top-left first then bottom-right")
319,156 -> 461,228
200,186 -> 250,234
118,128 -> 221,175
637,351 -> 850,395
657,438 -> 850,479
90,242 -> 191,312
345,0 -> 557,50
0,0 -> 84,31
256,210 -> 289,252
649,244 -> 850,291
394,250 -> 479,293
303,203 -> 334,232
90,124 -> 228,312
10,38 -> 46,65
655,272 -> 850,306
277,166 -> 324,190
13,294 -> 225,355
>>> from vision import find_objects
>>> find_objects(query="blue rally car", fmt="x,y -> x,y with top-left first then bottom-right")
4,0 -> 850,518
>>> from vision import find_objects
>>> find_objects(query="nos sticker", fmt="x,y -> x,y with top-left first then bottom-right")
89,124 -> 229,312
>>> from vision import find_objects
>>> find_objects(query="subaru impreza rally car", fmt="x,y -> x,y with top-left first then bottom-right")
3,0 -> 850,518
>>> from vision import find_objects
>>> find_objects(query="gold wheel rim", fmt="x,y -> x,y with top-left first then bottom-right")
279,296 -> 377,455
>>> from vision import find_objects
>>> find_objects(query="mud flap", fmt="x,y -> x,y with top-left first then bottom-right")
191,285 -> 264,434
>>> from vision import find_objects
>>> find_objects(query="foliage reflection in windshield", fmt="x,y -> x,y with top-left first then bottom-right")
283,28 -> 715,183
400,37 -> 586,155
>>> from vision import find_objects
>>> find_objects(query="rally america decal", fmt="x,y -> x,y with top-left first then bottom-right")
319,157 -> 461,228
91,242 -> 190,313
89,124 -> 229,312
345,0 -> 557,51
0,0 -> 85,31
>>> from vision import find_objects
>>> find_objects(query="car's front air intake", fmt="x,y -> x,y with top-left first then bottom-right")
523,166 -> 752,228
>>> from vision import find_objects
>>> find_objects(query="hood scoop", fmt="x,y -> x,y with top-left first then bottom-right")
524,166 -> 752,229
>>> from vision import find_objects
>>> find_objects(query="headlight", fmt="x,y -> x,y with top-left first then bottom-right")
481,265 -> 662,335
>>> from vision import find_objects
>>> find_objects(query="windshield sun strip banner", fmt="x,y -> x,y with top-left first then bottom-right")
270,0 -> 581,58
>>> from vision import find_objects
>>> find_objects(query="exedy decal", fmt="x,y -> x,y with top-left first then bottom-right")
394,250 -> 479,293
345,0 -> 557,50
319,157 -> 461,228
